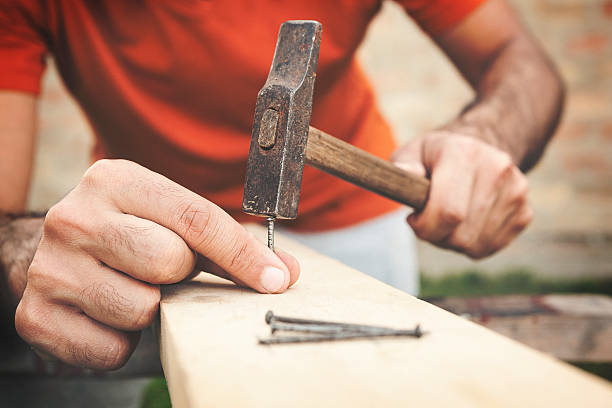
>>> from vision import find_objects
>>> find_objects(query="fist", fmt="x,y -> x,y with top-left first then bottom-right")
392,131 -> 533,259
15,160 -> 299,370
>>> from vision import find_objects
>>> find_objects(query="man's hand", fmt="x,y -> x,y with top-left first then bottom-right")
392,131 -> 532,259
14,159 -> 299,370
389,0 -> 563,258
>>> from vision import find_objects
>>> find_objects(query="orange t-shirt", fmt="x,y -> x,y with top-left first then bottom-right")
0,0 -> 484,231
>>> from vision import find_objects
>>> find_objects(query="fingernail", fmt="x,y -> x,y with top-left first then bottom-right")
260,266 -> 286,293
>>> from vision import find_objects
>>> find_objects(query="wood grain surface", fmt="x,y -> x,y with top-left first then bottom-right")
159,225 -> 612,408
305,126 -> 430,211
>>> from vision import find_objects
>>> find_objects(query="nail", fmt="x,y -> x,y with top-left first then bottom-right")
265,310 -> 275,324
269,322 -> 346,335
268,321 -> 422,336
266,216 -> 275,251
265,311 -> 424,337
260,267 -> 285,293
266,311 -> 400,332
258,330 -> 423,345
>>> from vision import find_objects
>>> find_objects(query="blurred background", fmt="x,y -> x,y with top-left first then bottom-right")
30,0 -> 612,284
18,0 -> 612,406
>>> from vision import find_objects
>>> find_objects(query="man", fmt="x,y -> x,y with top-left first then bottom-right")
0,0 -> 563,371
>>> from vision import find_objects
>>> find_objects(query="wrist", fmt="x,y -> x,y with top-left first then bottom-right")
442,105 -> 521,165
0,212 -> 45,308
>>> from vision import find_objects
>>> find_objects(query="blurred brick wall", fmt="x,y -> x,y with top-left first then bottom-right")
359,0 -> 612,279
30,0 -> 611,279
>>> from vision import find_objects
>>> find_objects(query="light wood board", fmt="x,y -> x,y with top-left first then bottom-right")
159,225 -> 612,407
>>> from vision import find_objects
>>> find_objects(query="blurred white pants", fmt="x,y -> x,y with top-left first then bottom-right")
280,209 -> 419,295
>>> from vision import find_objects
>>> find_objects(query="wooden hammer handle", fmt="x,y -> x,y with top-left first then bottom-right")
305,126 -> 430,211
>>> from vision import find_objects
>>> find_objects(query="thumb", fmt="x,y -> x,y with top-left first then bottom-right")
391,138 -> 427,178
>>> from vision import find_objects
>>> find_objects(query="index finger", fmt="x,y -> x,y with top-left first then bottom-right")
83,160 -> 299,293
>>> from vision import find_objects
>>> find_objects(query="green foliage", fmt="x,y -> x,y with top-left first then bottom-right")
140,377 -> 171,408
419,267 -> 612,298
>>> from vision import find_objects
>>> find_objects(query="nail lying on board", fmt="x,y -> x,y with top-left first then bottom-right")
266,311 -> 421,333
269,321 -> 422,336
260,310 -> 424,345
259,328 -> 423,345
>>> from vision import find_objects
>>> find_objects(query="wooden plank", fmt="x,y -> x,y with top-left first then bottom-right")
430,294 -> 612,362
159,225 -> 612,407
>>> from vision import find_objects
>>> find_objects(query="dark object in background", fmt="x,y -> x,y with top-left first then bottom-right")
429,294 -> 612,363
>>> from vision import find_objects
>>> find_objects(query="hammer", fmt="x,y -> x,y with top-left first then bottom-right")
243,20 -> 430,250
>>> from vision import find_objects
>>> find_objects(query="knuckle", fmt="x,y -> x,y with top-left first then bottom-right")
44,202 -> 88,238
14,295 -> 46,345
497,161 -> 515,181
14,302 -> 33,342
451,229 -> 478,251
100,219 -> 156,264
516,171 -> 529,191
82,159 -> 114,186
81,159 -> 135,190
443,135 -> 480,159
516,208 -> 534,229
80,282 -> 158,330
496,150 -> 513,167
498,155 -> 515,174
155,244 -> 193,283
227,239 -> 251,271
512,193 -> 527,207
438,206 -> 465,227
132,287 -> 160,329
26,258 -> 60,293
69,337 -> 131,370
409,223 -> 428,241
437,140 -> 464,164
449,229 -> 488,259
466,246 -> 489,260
43,204 -> 69,235
177,202 -> 216,246
81,282 -> 135,322
490,157 -> 517,190
512,175 -> 530,203
100,339 -> 132,370
26,257 -> 45,285
158,254 -> 193,283
26,248 -> 82,301
98,220 -> 138,256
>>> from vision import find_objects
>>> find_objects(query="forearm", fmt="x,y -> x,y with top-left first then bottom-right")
0,212 -> 44,312
0,91 -> 38,212
445,34 -> 565,171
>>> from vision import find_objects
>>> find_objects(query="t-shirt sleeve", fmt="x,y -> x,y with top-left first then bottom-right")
393,0 -> 487,37
0,2 -> 47,94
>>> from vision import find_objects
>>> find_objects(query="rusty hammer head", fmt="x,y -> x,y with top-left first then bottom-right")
242,20 -> 322,220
